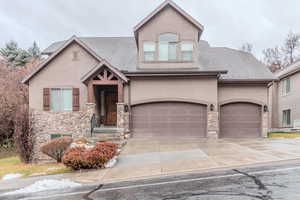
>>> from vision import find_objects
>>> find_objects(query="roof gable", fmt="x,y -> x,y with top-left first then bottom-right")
22,35 -> 103,84
133,0 -> 204,44
81,60 -> 128,83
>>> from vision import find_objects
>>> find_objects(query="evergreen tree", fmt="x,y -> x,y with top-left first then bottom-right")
0,41 -> 19,66
0,40 -> 31,67
28,41 -> 41,59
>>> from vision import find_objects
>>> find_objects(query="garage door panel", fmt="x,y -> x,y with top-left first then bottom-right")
132,102 -> 207,138
220,103 -> 261,138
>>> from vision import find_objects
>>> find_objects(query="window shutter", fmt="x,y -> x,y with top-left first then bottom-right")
43,88 -> 50,111
72,88 -> 80,111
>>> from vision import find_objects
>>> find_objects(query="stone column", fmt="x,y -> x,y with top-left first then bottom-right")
262,111 -> 269,138
117,103 -> 125,136
207,110 -> 219,139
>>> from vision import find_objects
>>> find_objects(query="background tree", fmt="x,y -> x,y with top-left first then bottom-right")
263,46 -> 282,67
281,31 -> 300,66
240,43 -> 253,54
28,41 -> 41,59
0,40 -> 40,68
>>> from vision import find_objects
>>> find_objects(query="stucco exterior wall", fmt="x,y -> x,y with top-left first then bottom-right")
138,6 -> 199,69
129,77 -> 218,106
277,72 -> 300,127
218,84 -> 268,105
28,42 -> 99,110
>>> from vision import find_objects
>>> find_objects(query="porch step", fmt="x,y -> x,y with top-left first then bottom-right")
93,127 -> 121,133
90,127 -> 124,147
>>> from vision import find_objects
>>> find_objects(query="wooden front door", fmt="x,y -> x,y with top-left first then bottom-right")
105,92 -> 117,125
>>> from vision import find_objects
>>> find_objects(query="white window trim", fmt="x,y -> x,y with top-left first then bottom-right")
158,33 -> 179,61
282,78 -> 291,96
181,41 -> 194,61
50,88 -> 73,111
282,109 -> 291,127
143,42 -> 156,62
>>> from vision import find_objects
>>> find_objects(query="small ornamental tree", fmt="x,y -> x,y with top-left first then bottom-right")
13,105 -> 35,163
41,136 -> 73,162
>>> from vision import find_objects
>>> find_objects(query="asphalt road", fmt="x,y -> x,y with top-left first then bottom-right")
3,160 -> 300,200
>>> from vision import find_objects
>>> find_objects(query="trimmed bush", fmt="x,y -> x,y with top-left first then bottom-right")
41,136 -> 73,162
62,141 -> 117,170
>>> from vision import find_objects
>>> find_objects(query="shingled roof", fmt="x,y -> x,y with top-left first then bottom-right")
42,37 -> 275,81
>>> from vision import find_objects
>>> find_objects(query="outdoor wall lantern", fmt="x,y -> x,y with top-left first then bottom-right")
210,104 -> 214,111
124,104 -> 129,112
263,105 -> 268,112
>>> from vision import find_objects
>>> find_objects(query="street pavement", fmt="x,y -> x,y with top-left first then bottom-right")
2,159 -> 300,200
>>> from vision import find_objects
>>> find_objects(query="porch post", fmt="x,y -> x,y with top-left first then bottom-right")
87,82 -> 94,103
117,80 -> 124,103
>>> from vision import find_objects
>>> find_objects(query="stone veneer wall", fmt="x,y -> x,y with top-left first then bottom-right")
32,103 -> 95,161
262,111 -> 269,137
117,103 -> 130,137
207,110 -> 219,139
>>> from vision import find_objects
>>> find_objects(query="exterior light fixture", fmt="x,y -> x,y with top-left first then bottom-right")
263,105 -> 268,112
124,104 -> 129,112
210,104 -> 214,111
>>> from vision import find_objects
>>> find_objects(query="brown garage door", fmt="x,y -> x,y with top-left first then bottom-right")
220,103 -> 261,138
131,102 -> 207,138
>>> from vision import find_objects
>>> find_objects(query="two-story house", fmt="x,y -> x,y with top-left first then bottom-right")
22,0 -> 275,160
270,60 -> 300,130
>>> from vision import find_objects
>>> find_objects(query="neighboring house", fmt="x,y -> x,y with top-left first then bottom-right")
269,60 -> 300,130
22,0 -> 275,160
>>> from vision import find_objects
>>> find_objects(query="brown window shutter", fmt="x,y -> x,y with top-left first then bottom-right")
43,88 -> 50,111
72,88 -> 80,111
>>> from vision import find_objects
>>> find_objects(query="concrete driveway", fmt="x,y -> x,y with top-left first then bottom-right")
71,138 -> 300,183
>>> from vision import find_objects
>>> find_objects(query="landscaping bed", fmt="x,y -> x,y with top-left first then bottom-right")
268,132 -> 300,138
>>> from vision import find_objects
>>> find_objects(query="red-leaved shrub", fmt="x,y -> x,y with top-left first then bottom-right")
62,141 -> 117,170
41,136 -> 73,162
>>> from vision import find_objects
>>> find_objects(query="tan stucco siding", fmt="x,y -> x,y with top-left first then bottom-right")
218,85 -> 268,106
129,77 -> 217,106
277,73 -> 300,127
138,6 -> 199,69
29,43 -> 99,110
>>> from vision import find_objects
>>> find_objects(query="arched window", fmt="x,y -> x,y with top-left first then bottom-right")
159,33 -> 178,61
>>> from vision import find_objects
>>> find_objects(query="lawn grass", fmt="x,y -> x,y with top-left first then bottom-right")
268,132 -> 300,138
0,156 -> 71,179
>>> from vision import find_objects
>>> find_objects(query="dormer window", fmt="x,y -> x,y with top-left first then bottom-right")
159,33 -> 178,61
143,42 -> 156,61
181,42 -> 193,61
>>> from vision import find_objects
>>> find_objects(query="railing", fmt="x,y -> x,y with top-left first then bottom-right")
90,113 -> 96,137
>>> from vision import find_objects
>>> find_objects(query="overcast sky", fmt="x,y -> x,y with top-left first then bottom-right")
1,0 -> 300,59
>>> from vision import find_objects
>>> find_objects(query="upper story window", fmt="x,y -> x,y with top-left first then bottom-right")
159,33 -> 178,61
181,42 -> 193,61
282,78 -> 291,96
143,42 -> 156,61
50,88 -> 72,111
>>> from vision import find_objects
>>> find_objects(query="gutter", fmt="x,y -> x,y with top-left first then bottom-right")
122,70 -> 228,77
219,78 -> 277,84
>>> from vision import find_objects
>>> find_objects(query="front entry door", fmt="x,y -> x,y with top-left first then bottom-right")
105,92 -> 117,125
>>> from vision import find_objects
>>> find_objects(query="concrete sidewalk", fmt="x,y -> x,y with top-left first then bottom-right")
69,138 -> 300,183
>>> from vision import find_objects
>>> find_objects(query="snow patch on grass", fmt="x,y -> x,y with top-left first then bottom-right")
2,173 -> 23,180
5,179 -> 81,195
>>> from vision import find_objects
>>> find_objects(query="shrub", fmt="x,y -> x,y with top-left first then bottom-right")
62,141 -> 117,170
41,136 -> 73,162
13,105 -> 35,163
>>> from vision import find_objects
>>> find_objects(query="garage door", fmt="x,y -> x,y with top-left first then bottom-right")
220,103 -> 261,138
131,102 -> 207,138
